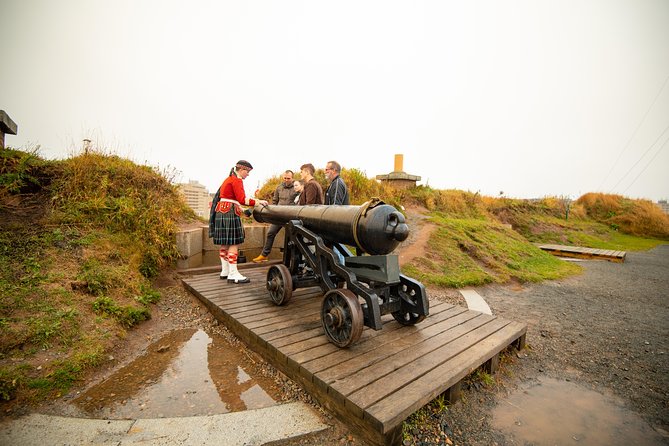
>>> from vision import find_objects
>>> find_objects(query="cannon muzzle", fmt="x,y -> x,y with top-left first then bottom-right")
252,199 -> 409,255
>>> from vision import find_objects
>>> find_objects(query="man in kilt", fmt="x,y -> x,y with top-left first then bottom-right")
209,160 -> 268,284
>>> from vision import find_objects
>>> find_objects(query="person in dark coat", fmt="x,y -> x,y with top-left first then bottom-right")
324,160 -> 349,264
324,160 -> 349,205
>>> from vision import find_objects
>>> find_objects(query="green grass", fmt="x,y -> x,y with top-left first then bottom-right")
504,214 -> 667,252
402,390 -> 451,443
0,147 -> 196,403
403,213 -> 582,288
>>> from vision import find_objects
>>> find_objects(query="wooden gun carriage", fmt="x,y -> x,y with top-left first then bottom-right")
252,199 -> 429,347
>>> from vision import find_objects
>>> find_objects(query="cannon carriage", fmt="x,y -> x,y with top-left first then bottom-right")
253,199 -> 429,347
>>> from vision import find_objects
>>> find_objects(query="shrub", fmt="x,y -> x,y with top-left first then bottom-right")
577,193 -> 669,239
136,286 -> 161,306
92,296 -> 150,327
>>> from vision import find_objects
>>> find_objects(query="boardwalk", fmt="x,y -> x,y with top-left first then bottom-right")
539,244 -> 626,263
182,267 -> 526,446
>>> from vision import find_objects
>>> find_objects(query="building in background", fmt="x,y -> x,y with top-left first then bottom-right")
178,180 -> 212,218
657,200 -> 669,215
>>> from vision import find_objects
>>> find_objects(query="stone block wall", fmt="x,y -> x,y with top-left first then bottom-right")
176,227 -> 204,269
177,223 -> 285,270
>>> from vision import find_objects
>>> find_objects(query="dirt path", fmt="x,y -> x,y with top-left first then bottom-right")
396,205 -> 436,268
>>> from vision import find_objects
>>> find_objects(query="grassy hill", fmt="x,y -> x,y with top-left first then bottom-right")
1,147 -> 668,407
259,168 -> 669,287
0,147 -> 197,403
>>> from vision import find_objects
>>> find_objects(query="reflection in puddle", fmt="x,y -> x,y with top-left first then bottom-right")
492,377 -> 665,445
74,329 -> 279,418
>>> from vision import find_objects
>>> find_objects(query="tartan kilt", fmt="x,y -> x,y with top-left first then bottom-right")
211,207 -> 245,245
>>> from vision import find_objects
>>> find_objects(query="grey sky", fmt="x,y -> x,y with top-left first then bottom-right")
2,0 -> 668,201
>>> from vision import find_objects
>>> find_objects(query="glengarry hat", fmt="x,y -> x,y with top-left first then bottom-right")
236,160 -> 253,170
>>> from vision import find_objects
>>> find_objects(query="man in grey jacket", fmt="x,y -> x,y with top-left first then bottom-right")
253,170 -> 299,262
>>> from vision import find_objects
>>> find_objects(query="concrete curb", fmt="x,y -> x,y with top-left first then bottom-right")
0,402 -> 328,446
459,289 -> 493,315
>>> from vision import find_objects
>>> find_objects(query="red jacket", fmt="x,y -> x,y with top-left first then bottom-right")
220,174 -> 256,206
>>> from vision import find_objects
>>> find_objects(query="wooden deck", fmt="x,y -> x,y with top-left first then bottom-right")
539,244 -> 626,263
182,266 -> 527,446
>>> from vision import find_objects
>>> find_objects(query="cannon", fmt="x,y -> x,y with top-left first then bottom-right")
253,198 -> 429,347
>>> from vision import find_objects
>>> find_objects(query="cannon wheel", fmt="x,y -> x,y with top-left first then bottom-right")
392,283 -> 426,326
321,289 -> 363,347
266,264 -> 293,305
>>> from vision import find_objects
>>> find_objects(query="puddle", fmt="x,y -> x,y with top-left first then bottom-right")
73,329 -> 280,418
492,377 -> 665,445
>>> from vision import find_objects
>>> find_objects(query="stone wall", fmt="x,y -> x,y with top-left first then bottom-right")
176,223 -> 284,270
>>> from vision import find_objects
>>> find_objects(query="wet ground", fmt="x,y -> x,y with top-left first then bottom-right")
439,245 -> 669,445
63,302 -> 666,445
71,328 -> 282,419
491,377 -> 664,445
14,242 -> 665,445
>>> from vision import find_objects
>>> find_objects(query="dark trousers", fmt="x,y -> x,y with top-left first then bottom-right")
261,223 -> 283,256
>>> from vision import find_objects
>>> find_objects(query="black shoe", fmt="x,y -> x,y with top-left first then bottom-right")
227,277 -> 250,284
220,275 -> 228,280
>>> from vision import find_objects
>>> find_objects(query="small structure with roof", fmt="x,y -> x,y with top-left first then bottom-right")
376,153 -> 421,189
0,110 -> 18,149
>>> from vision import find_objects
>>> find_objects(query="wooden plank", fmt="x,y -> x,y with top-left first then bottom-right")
302,304 -> 465,375
182,270 -> 528,446
366,320 -> 527,434
314,310 -> 482,387
286,311 -> 423,366
338,318 -> 512,435
250,311 -> 322,335
539,243 -> 626,262
230,297 -> 317,321
342,316 -> 504,405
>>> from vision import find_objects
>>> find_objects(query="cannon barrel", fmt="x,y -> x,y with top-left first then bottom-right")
252,201 -> 409,255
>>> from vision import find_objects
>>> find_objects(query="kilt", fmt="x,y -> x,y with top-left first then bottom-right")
211,206 -> 245,245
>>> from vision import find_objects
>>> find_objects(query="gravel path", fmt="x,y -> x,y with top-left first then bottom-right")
436,244 -> 669,445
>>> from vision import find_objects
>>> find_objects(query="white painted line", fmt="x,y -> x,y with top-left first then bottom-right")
459,289 -> 492,315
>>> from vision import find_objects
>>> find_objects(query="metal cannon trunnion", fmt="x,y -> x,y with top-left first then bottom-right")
253,199 -> 429,347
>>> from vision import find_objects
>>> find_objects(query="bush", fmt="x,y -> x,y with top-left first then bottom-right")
136,286 -> 161,306
0,147 -> 50,194
577,193 -> 669,239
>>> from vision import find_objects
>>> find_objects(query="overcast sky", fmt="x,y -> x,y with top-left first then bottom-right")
2,0 -> 669,201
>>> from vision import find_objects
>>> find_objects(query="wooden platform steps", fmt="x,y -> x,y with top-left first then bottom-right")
539,244 -> 626,263
182,267 -> 527,446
